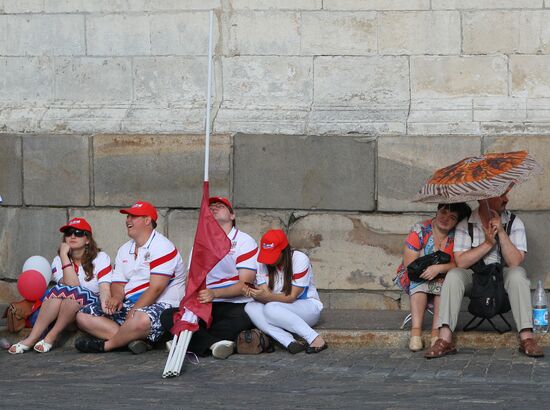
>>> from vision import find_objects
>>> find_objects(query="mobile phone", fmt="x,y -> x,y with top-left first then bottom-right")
245,282 -> 257,290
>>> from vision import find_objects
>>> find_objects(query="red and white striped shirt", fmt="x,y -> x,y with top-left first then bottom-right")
51,251 -> 112,295
112,230 -> 185,307
205,227 -> 258,303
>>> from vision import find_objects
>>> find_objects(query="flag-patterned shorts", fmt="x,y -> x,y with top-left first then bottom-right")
80,300 -> 170,343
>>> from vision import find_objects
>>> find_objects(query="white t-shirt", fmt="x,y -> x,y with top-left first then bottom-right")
112,230 -> 185,307
51,251 -> 112,295
256,250 -> 322,306
205,227 -> 258,303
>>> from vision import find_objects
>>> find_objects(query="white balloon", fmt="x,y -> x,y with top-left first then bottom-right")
22,255 -> 52,284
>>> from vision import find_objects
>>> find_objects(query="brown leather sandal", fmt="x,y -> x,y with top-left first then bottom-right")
519,338 -> 544,358
424,338 -> 457,359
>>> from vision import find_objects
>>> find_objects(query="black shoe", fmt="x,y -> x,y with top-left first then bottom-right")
287,341 -> 306,354
75,336 -> 105,353
128,340 -> 153,354
305,342 -> 328,354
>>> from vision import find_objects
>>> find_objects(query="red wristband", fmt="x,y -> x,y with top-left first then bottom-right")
61,263 -> 72,270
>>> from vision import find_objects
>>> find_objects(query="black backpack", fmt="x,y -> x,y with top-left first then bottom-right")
463,214 -> 515,334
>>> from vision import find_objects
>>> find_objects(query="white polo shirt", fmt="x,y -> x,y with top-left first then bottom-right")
112,230 -> 185,307
256,250 -> 322,306
51,251 -> 112,295
205,227 -> 258,303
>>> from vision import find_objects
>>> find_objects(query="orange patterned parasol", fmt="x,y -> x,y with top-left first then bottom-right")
413,151 -> 542,203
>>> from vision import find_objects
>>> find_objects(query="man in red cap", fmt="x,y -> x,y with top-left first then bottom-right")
161,196 -> 258,359
75,201 -> 186,354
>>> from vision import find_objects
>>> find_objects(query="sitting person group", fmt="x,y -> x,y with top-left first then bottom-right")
9,197 -> 327,359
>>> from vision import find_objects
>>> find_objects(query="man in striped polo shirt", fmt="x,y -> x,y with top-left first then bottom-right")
75,201 -> 185,354
161,197 -> 258,359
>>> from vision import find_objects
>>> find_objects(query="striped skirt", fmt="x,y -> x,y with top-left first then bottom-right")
43,284 -> 99,307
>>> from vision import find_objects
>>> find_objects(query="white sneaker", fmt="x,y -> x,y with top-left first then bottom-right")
210,340 -> 235,359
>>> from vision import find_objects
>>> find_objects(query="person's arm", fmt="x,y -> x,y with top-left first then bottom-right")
129,274 -> 171,315
99,282 -> 111,312
246,283 -> 302,304
58,242 -> 80,287
454,223 -> 498,268
106,282 -> 125,314
198,268 -> 256,303
491,211 -> 525,267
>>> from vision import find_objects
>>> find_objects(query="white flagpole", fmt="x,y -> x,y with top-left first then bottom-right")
162,11 -> 215,379
204,10 -> 214,183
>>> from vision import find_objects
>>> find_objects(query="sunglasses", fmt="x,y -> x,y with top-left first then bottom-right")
63,228 -> 87,238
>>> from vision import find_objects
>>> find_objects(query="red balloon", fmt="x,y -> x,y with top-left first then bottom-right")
17,269 -> 47,301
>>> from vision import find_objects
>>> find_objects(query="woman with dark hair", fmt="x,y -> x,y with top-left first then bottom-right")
9,218 -> 112,354
394,202 -> 471,352
243,230 -> 327,354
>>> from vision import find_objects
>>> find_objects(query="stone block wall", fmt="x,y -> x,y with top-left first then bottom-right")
1,1 -> 550,308
1,133 -> 549,309
1,1 -> 550,134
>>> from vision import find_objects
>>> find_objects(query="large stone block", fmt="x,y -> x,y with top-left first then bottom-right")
93,134 -> 231,207
223,57 -> 313,108
287,213 -> 428,290
39,106 -> 128,134
406,122 -> 481,136
229,0 -> 321,9
325,291 -> 401,310
54,57 -> 132,103
314,56 -> 409,107
23,135 -> 90,206
215,108 -> 309,134
68,208 -> 167,262
511,56 -> 550,98
233,134 -> 376,210
44,0 -> 220,12
463,11 -> 521,54
3,0 -> 44,13
0,207 -> 67,280
0,134 -> 22,205
484,136 -> 550,210
473,97 -> 527,122
233,210 -> 290,244
527,98 -> 550,122
4,14 -> 84,56
0,280 -> 19,303
150,12 -> 217,56
166,210 -> 198,266
121,107 -> 208,133
0,107 -> 48,133
86,14 -> 151,56
307,108 -> 406,135
411,56 -> 508,98
133,57 -> 210,105
323,0 -> 430,10
516,212 -> 550,287
301,11 -> 376,55
225,11 -> 300,55
432,0 -> 542,9
378,11 -> 460,55
0,57 -> 54,102
378,136 -> 481,212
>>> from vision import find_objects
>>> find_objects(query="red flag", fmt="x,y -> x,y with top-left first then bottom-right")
170,181 -> 231,334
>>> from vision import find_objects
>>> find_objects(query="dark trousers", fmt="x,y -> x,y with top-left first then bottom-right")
161,302 -> 253,356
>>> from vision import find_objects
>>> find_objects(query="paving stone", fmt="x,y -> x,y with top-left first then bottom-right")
93,134 -> 230,207
0,134 -> 22,205
0,207 -> 66,281
23,135 -> 90,206
233,134 -> 375,210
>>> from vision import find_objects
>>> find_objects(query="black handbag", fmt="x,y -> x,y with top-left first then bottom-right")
406,250 -> 451,282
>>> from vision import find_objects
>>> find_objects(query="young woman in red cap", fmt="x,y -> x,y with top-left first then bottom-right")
243,229 -> 327,354
9,218 -> 112,354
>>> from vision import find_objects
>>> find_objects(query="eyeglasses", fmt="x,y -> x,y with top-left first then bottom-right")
63,228 -> 87,238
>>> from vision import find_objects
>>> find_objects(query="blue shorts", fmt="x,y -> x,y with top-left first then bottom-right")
80,300 -> 170,343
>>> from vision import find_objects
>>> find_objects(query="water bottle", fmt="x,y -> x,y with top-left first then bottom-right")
532,280 -> 548,334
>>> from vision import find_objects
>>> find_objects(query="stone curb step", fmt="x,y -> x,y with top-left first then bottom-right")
3,327 -> 550,351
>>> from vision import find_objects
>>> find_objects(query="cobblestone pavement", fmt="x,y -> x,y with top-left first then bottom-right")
2,346 -> 550,409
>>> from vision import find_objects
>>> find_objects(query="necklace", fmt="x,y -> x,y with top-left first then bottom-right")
432,224 -> 448,251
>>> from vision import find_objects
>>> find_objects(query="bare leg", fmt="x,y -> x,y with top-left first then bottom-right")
19,298 -> 62,347
76,312 -> 120,340
42,299 -> 81,346
431,295 -> 441,333
309,335 -> 326,348
410,292 -> 428,336
104,312 -> 151,351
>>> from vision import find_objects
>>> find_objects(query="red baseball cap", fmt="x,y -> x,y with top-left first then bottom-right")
119,201 -> 158,221
59,217 -> 93,234
209,196 -> 233,213
257,229 -> 289,265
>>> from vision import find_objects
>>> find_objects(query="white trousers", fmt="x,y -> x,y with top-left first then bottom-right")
245,299 -> 322,348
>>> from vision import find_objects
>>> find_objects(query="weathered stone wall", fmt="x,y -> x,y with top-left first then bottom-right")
1,1 -> 550,307
1,1 -> 550,134
1,133 -> 549,309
